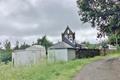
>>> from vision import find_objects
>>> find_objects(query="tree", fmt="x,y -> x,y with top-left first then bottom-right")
14,41 -> 19,50
4,40 -> 11,51
81,41 -> 98,49
19,42 -> 30,50
0,42 -> 2,49
1,40 -> 12,64
77,0 -> 120,38
108,34 -> 120,46
37,36 -> 53,55
100,41 -> 108,55
1,51 -> 12,64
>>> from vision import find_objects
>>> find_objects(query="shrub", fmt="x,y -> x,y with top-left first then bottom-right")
0,51 -> 12,64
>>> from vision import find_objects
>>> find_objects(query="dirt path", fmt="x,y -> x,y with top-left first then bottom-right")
74,58 -> 120,80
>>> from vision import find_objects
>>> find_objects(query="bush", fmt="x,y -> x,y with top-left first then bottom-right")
0,51 -> 12,64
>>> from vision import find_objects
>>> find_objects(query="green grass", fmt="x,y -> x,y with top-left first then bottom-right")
0,52 -> 120,80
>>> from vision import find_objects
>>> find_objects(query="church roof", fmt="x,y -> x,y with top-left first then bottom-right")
49,42 -> 74,49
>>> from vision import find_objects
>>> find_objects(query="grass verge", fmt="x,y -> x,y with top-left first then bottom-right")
0,52 -> 120,80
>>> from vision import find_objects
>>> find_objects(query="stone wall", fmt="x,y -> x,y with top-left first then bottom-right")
76,49 -> 100,58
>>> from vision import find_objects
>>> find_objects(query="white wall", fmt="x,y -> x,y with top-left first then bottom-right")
67,49 -> 76,60
48,49 -> 68,62
48,48 -> 76,62
12,50 -> 46,66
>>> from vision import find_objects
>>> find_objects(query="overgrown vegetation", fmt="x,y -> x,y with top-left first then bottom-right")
0,51 -> 119,80
0,50 -> 12,64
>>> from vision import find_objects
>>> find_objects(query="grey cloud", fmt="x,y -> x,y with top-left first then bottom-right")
0,0 -> 97,44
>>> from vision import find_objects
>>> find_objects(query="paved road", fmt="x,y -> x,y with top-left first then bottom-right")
74,58 -> 120,80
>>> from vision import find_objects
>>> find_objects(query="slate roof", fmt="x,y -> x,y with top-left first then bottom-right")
62,36 -> 76,48
49,42 -> 74,49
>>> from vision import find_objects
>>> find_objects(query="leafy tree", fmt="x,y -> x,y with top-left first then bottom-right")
0,51 -> 12,64
32,41 -> 36,46
108,34 -> 120,46
81,41 -> 90,47
100,41 -> 108,55
4,40 -> 11,51
0,40 -> 12,64
14,41 -> 19,50
37,36 -> 53,55
0,42 -> 2,49
19,42 -> 30,50
77,0 -> 120,38
81,41 -> 98,49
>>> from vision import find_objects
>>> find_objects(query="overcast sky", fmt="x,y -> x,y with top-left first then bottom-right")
0,0 -> 100,46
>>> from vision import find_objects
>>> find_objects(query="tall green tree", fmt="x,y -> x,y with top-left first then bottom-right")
4,40 -> 11,51
1,40 -> 12,64
37,36 -> 53,55
77,0 -> 120,40
108,34 -> 120,45
14,41 -> 19,50
19,42 -> 30,50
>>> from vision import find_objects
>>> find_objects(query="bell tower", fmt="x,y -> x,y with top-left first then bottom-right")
62,26 -> 75,47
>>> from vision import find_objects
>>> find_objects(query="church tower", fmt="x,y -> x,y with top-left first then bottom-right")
62,26 -> 75,47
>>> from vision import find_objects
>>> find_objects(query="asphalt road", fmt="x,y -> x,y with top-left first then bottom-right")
74,58 -> 120,80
